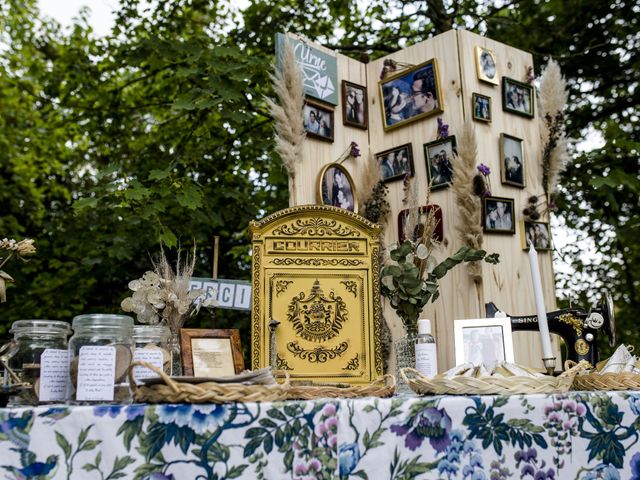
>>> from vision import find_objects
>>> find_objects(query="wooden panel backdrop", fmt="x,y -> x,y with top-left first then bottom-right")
288,30 -> 559,372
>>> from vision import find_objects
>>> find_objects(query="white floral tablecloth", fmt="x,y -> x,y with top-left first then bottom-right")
1,391 -> 640,479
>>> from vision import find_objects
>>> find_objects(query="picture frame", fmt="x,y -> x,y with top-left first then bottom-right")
180,328 -> 244,377
472,93 -> 491,122
379,59 -> 444,131
397,205 -> 444,244
475,46 -> 499,85
342,80 -> 368,129
500,133 -> 525,188
424,136 -> 457,190
317,162 -> 358,213
502,77 -> 535,118
454,317 -> 515,370
376,143 -> 414,183
483,196 -> 515,234
521,221 -> 552,251
304,100 -> 334,142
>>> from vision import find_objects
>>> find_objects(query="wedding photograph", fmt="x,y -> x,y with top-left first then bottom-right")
500,133 -> 525,187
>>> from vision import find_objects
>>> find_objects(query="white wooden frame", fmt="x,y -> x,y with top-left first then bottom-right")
453,317 -> 514,368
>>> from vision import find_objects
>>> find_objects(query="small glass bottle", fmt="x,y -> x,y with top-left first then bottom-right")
6,320 -> 72,405
132,325 -> 171,382
415,318 -> 438,379
68,314 -> 134,404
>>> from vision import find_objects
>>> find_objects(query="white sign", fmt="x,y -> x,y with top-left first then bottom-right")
39,349 -> 70,402
76,345 -> 116,401
189,277 -> 251,311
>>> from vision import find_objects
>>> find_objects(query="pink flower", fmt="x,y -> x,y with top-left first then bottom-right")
322,404 -> 337,416
328,434 -> 337,448
294,463 -> 308,475
308,459 -> 322,472
314,422 -> 327,437
325,417 -> 338,431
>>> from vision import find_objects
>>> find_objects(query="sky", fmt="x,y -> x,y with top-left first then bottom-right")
38,0 -> 117,36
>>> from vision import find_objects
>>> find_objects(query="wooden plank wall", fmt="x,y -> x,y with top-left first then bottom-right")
288,30 -> 559,372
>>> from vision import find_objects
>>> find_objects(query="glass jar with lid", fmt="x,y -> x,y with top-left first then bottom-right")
68,314 -> 134,404
4,320 -> 72,405
132,325 -> 171,382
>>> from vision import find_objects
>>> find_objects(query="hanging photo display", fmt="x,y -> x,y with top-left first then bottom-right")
475,46 -> 499,85
317,163 -> 357,213
379,59 -> 443,131
376,143 -> 414,183
500,133 -> 525,188
502,77 -> 535,118
483,196 -> 515,234
424,136 -> 456,190
521,221 -> 552,251
303,101 -> 334,142
472,93 -> 491,122
342,80 -> 368,129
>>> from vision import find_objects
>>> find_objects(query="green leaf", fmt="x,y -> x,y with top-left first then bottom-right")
158,226 -> 177,247
73,197 -> 98,211
227,465 -> 249,479
55,431 -> 72,459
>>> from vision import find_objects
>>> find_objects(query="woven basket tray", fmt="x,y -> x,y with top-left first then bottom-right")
128,361 -> 290,404
400,363 -> 587,396
285,374 -> 395,400
566,358 -> 640,391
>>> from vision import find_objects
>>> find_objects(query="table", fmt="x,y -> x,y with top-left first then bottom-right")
1,391 -> 640,479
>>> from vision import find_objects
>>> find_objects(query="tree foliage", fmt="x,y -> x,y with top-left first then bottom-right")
1,0 -> 638,355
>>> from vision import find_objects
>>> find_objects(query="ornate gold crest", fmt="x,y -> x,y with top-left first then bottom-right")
250,205 -> 382,384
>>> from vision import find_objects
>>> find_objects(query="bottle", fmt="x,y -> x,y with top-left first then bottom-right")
132,325 -> 171,382
68,314 -> 134,404
415,318 -> 437,378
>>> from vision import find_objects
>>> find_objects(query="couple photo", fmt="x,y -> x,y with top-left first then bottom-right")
380,60 -> 443,130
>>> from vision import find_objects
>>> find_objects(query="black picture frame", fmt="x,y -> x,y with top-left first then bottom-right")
379,59 -> 444,131
342,80 -> 368,129
304,100 -> 334,142
472,93 -> 491,122
500,133 -> 525,188
502,77 -> 534,118
483,196 -> 516,234
376,143 -> 414,183
424,136 -> 457,190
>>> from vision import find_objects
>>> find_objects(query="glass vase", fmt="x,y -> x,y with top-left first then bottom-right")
394,328 -> 418,396
168,332 -> 182,377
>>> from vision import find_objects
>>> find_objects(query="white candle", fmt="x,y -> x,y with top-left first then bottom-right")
528,243 -> 554,360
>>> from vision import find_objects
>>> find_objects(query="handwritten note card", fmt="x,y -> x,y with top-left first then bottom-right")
76,346 -> 116,401
39,349 -> 70,401
132,349 -> 164,381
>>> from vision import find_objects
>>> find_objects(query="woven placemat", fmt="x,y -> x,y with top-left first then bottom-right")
128,361 -> 290,404
401,361 -> 589,396
285,374 -> 395,400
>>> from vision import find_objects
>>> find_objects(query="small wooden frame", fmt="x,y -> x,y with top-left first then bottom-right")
502,77 -> 534,118
521,221 -> 552,251
304,100 -> 334,142
483,196 -> 515,234
342,80 -> 368,129
180,328 -> 244,377
472,93 -> 491,122
376,143 -> 414,183
424,136 -> 457,190
500,133 -> 525,188
454,317 -> 515,369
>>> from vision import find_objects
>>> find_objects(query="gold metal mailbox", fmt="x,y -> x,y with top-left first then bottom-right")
250,205 -> 383,384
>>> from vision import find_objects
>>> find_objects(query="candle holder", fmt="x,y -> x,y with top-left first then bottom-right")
542,357 -> 557,376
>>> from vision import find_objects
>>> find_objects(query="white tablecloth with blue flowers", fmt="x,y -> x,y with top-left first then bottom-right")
2,391 -> 640,479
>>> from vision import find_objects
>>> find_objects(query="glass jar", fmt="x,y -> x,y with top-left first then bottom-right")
132,325 -> 171,381
68,314 -> 134,404
5,320 -> 72,405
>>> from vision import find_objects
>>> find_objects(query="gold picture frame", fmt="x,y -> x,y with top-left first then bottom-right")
379,58 -> 444,131
475,46 -> 499,85
180,328 -> 244,377
317,163 -> 358,213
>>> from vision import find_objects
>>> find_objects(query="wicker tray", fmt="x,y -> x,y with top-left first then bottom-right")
400,363 -> 587,396
128,361 -> 290,404
572,372 -> 640,391
285,374 -> 395,400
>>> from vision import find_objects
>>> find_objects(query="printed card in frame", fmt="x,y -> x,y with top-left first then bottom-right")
180,328 -> 244,377
454,317 -> 515,370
